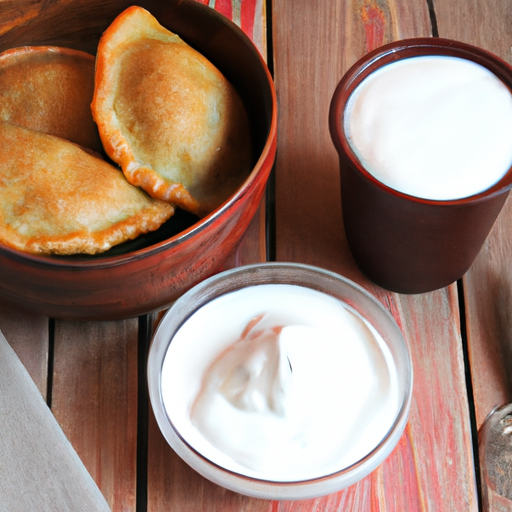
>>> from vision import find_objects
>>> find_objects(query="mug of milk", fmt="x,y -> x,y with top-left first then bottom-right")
329,38 -> 512,294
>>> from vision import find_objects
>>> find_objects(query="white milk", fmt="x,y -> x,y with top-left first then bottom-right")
161,284 -> 399,482
344,55 -> 512,200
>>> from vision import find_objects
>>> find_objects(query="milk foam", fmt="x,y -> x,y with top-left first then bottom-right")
344,55 -> 512,200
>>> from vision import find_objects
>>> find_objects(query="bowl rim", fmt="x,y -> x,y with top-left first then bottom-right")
147,262 -> 414,494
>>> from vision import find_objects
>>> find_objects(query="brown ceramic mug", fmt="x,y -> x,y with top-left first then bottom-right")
329,38 -> 512,294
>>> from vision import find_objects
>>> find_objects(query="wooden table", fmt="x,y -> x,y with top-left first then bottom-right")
2,0 -> 512,510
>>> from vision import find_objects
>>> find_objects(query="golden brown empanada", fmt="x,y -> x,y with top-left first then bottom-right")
0,122 -> 174,255
0,45 -> 103,153
92,6 -> 253,217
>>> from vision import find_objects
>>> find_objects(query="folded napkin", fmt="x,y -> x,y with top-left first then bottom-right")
0,329 -> 110,512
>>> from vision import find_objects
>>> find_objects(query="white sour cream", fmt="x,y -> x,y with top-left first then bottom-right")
344,55 -> 512,200
161,284 -> 399,482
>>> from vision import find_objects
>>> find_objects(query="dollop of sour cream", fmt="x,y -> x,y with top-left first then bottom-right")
344,55 -> 512,200
161,284 -> 399,482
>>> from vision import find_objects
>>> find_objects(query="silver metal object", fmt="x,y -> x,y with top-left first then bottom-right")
480,403 -> 512,511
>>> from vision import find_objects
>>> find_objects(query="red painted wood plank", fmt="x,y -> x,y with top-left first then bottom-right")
272,0 -> 478,510
215,0 -> 233,20
240,0 -> 257,41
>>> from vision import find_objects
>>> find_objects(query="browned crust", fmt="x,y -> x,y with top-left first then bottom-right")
92,6 -> 252,217
0,45 -> 103,153
0,122 -> 174,255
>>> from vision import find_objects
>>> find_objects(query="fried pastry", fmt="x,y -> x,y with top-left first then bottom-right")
0,45 -> 103,153
0,122 -> 174,255
92,6 -> 253,217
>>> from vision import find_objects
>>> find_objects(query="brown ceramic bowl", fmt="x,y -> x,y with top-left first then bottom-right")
0,0 -> 277,320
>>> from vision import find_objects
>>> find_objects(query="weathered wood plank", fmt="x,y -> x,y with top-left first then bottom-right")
0,305 -> 48,398
433,0 -> 512,67
50,320 -> 139,512
435,0 -> 512,428
463,206 -> 512,428
272,0 -> 478,510
435,7 -> 512,507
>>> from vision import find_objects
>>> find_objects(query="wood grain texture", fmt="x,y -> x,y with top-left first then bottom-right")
50,320 -> 139,511
272,0 -> 433,275
434,0 -> 512,429
433,0 -> 512,67
229,203 -> 267,266
464,204 -> 512,428
272,0 -> 478,510
0,305 -> 48,397
0,0 -> 44,37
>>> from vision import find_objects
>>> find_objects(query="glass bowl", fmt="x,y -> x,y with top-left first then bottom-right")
148,262 -> 413,500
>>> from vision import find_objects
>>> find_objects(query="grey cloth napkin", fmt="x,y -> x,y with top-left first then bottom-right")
0,329 -> 110,512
